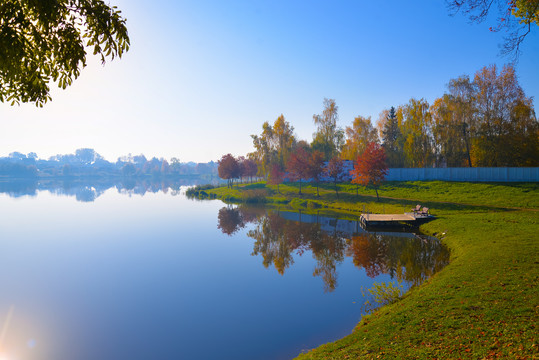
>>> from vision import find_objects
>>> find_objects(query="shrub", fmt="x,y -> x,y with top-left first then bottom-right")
361,281 -> 404,313
241,189 -> 269,203
185,184 -> 216,198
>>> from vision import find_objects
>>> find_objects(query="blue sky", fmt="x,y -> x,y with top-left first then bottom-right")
1,0 -> 538,162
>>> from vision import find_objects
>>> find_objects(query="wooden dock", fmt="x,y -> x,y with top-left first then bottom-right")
359,212 -> 433,227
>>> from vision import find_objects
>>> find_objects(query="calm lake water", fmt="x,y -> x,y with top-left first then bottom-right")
0,180 -> 449,360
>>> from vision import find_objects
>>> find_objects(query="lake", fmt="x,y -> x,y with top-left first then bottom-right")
0,180 -> 448,360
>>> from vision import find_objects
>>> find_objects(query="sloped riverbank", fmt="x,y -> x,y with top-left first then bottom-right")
192,181 -> 538,359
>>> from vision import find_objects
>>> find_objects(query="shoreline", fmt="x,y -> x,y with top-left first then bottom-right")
190,180 -> 539,359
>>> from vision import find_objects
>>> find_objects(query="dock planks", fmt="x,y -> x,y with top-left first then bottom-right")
361,214 -> 416,222
359,212 -> 432,227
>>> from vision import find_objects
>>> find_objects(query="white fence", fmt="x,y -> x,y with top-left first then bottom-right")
386,167 -> 539,182
314,161 -> 538,183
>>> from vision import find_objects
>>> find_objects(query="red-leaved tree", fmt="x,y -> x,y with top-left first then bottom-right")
350,142 -> 388,201
242,158 -> 258,183
286,147 -> 310,195
324,156 -> 344,197
237,156 -> 247,183
218,154 -> 240,188
308,150 -> 325,197
268,163 -> 285,193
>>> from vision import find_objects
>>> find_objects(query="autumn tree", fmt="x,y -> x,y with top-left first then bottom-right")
324,156 -> 345,197
341,115 -> 379,161
250,115 -> 296,177
447,0 -> 539,59
375,109 -> 389,140
350,142 -> 388,201
430,93 -> 473,167
417,65 -> 538,167
308,151 -> 325,197
273,115 -> 296,166
250,122 -> 274,177
0,0 -> 130,106
401,98 -> 435,167
241,158 -> 258,183
509,95 -> 539,166
267,163 -> 285,193
237,156 -> 247,183
312,98 -> 344,160
218,154 -> 240,188
445,76 -> 475,166
470,64 -> 538,166
286,146 -> 311,195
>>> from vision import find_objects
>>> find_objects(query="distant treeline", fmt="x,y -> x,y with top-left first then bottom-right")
0,148 -> 218,178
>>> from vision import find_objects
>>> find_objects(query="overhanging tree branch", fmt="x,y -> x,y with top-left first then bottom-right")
0,0 -> 129,106
446,0 -> 538,61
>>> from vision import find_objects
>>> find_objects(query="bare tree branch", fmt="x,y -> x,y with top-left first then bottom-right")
445,0 -> 538,61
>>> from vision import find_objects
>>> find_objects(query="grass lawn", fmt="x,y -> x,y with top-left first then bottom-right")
190,180 -> 538,359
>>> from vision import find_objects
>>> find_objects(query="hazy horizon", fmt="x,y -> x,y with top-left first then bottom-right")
0,148 -> 216,164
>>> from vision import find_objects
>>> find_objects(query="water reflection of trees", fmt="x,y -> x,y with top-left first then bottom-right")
217,206 -> 449,292
347,233 -> 449,287
247,213 -> 348,292
217,207 -> 246,235
0,178 -> 219,202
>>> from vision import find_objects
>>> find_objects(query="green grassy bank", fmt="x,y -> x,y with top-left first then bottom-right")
189,181 -> 538,359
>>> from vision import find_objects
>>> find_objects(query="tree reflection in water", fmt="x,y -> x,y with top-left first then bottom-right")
217,207 -> 246,235
347,233 -> 449,287
0,177 -> 221,201
217,206 -> 450,292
